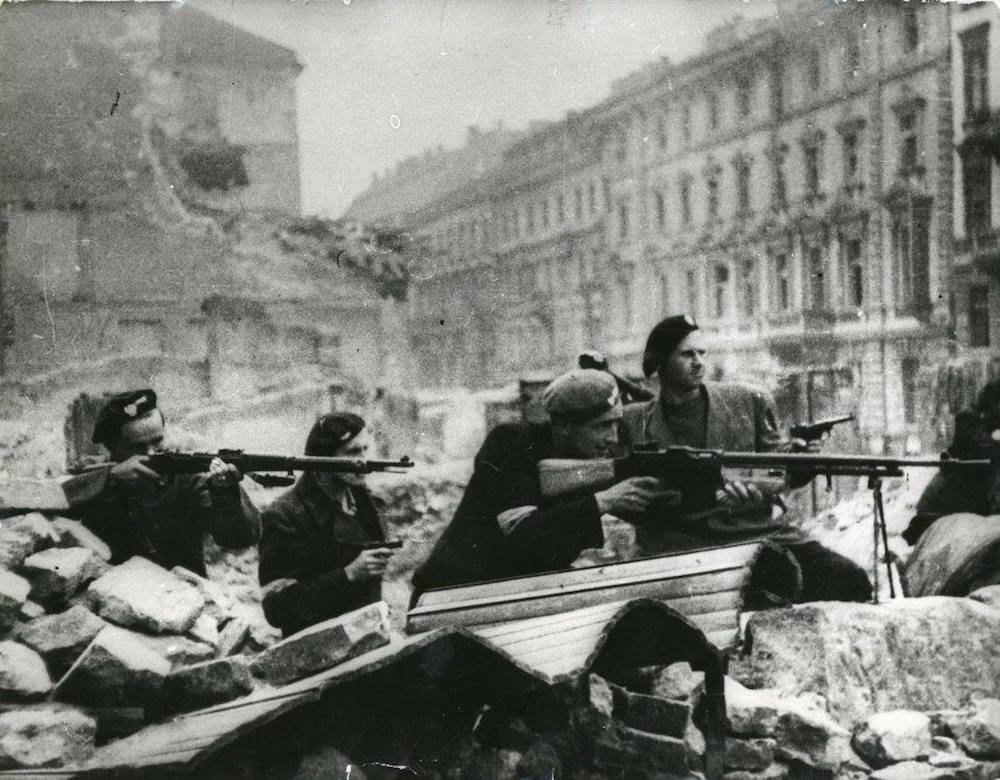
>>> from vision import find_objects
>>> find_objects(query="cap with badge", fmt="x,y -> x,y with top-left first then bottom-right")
305,412 -> 366,456
642,314 -> 700,377
92,389 -> 159,445
542,369 -> 621,423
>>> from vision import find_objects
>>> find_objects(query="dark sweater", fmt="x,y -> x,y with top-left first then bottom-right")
410,422 -> 605,597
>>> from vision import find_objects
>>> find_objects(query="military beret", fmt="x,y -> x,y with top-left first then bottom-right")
92,389 -> 159,445
305,412 -> 365,456
542,369 -> 621,423
642,314 -> 700,377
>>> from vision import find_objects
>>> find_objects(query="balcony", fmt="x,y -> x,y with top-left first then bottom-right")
955,228 -> 1000,276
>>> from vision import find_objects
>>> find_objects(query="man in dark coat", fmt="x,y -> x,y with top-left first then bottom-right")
904,378 -> 1000,545
258,413 -> 393,636
62,389 -> 259,577
411,369 -> 662,597
622,315 -> 872,604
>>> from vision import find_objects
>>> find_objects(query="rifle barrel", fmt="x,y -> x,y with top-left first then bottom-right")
702,450 -> 989,472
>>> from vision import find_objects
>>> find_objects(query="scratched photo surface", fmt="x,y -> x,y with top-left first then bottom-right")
1,0 -> 999,775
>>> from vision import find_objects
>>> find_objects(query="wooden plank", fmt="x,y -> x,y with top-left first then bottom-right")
411,572 -> 746,632
413,542 -> 760,612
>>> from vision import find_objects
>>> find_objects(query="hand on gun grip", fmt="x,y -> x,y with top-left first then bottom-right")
717,480 -> 765,507
109,456 -> 162,486
345,547 -> 394,582
596,476 -> 665,517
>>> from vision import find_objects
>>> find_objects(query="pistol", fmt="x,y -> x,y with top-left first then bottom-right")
361,540 -> 403,550
790,414 -> 855,442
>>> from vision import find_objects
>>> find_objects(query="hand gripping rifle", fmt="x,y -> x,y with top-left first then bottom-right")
539,446 -> 997,600
86,449 -> 414,487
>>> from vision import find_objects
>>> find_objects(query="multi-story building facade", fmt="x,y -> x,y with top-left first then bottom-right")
952,1 -> 1000,354
404,0 -> 957,451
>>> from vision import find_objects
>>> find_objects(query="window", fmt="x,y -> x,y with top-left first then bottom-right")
772,149 -> 787,211
807,48 -> 822,92
899,112 -> 919,174
963,150 -> 992,238
902,356 -> 919,424
654,192 -> 666,230
808,244 -> 826,310
894,205 -> 931,314
740,257 -> 758,317
843,238 -> 864,308
602,177 -> 613,215
962,24 -> 990,122
618,199 -> 630,240
588,181 -> 597,215
970,285 -> 991,347
713,264 -> 729,318
707,175 -> 720,221
843,131 -> 860,187
708,93 -> 720,131
541,199 -> 550,230
525,204 -> 535,235
772,252 -> 791,311
772,61 -> 785,117
682,105 -> 691,143
680,177 -> 692,225
656,115 -> 668,150
574,187 -> 583,222
616,129 -> 628,164
804,138 -> 823,199
736,159 -> 751,216
845,31 -> 862,79
557,193 -> 565,225
903,8 -> 920,53
737,77 -> 752,119
686,269 -> 700,316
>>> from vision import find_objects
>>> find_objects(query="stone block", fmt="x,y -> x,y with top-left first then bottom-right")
0,640 -> 51,701
619,726 -> 689,776
725,678 -> 853,771
133,634 -> 216,669
723,765 -> 788,780
23,547 -> 108,608
852,710 -> 934,768
0,570 -> 31,633
162,656 -> 254,714
0,706 -> 96,769
216,616 -> 249,657
170,566 -> 235,618
725,737 -> 776,771
3,513 -> 59,553
736,599 -> 1000,726
652,661 -> 705,702
50,517 -> 112,562
14,605 -> 106,678
610,681 -> 691,738
53,625 -> 170,707
18,600 -> 44,621
250,601 -> 390,686
588,673 -> 613,718
187,612 -> 220,649
870,759 -> 974,779
0,531 -> 36,571
948,699 -> 1000,760
88,557 -> 205,634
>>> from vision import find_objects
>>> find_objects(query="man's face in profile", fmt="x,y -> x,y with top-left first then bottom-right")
108,410 -> 165,462
561,407 -> 622,460
316,427 -> 373,490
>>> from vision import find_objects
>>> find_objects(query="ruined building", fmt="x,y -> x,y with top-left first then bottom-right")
348,0 -> 1000,454
0,3 -> 408,405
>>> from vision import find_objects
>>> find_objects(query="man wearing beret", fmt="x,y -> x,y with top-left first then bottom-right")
61,389 -> 260,576
258,413 -> 394,636
622,315 -> 872,603
411,369 -> 663,596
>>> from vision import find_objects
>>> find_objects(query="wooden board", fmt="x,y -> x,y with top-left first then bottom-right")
407,542 -> 762,639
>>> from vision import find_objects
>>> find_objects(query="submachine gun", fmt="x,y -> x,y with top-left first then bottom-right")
85,449 -> 414,487
539,445 -> 998,600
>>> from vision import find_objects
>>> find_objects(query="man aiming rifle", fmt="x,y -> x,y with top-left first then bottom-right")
618,315 -> 872,604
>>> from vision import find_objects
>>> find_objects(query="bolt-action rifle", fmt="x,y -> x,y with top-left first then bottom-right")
539,446 -> 997,599
84,449 -> 414,487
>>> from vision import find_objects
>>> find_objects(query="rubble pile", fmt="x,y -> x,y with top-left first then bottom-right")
0,511 -> 305,770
